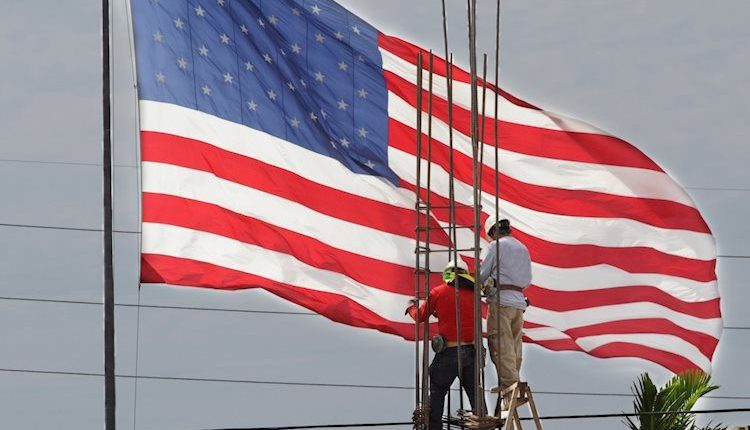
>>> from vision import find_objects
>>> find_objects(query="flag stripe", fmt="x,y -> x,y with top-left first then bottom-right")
526,285 -> 720,319
141,254 -> 417,339
386,90 -> 696,207
141,130 -> 450,246
142,192 -> 442,295
389,118 -> 710,233
142,162 -> 448,271
389,147 -> 716,260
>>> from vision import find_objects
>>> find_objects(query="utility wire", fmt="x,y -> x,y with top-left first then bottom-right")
0,222 -> 138,234
3,296 -> 750,331
203,408 -> 750,430
2,367 -> 750,400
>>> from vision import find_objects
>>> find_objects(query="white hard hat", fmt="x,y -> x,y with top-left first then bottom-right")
444,259 -> 469,272
484,217 -> 498,235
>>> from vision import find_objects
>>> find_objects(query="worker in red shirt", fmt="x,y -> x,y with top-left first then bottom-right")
406,259 -> 479,429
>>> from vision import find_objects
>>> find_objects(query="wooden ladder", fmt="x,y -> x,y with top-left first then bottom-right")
492,382 -> 542,430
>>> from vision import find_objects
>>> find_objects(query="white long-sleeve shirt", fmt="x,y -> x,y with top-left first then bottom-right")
479,235 -> 532,310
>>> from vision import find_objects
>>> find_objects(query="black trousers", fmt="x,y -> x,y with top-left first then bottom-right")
428,344 -> 477,429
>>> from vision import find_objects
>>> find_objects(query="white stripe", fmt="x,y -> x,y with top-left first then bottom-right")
142,223 -> 414,323
524,303 -> 722,338
523,326 -> 567,342
143,162 -> 447,271
380,47 -> 604,135
575,334 -> 711,371
388,93 -> 697,208
389,147 -> 716,261
531,263 -> 719,302
139,100 -> 415,210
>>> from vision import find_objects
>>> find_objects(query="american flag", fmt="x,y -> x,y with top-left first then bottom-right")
131,0 -> 721,374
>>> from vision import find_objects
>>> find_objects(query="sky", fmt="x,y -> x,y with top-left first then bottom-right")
1,0 -> 749,429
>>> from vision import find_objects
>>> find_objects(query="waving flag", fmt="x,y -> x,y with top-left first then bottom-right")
132,0 -> 720,373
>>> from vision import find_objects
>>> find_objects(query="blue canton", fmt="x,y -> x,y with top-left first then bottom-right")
131,0 -> 395,183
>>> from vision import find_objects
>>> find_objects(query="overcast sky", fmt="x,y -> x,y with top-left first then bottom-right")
1,0 -> 749,429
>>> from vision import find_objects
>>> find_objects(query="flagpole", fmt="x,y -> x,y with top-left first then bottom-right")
102,0 -> 116,427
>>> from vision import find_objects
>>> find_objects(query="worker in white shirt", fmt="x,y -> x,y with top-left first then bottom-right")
478,218 -> 532,399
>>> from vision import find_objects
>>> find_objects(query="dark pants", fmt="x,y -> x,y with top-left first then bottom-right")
428,344 -> 477,429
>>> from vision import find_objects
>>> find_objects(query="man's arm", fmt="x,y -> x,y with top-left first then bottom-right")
478,241 -> 497,284
406,293 -> 435,323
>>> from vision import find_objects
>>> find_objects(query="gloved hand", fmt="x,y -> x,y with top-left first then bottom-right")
405,298 -> 418,315
481,277 -> 497,297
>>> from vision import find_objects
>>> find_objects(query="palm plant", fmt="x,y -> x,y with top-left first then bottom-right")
624,371 -> 726,430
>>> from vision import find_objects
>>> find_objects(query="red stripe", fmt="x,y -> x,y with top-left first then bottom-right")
378,33 -> 537,110
143,193 -> 446,295
141,254 -> 422,340
525,285 -> 721,319
384,68 -> 665,172
141,131 -> 450,247
525,318 -> 718,359
527,338 -> 701,373
515,229 -> 717,283
390,118 -> 710,233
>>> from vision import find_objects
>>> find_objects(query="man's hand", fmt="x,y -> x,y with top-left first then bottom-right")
482,277 -> 497,296
405,298 -> 418,315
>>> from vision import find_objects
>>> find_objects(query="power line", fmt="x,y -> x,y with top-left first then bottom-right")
0,222 -> 138,234
0,157 -> 137,169
204,407 -> 750,430
2,367 -> 750,401
3,295 -> 750,331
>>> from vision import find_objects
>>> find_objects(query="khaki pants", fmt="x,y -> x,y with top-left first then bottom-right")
487,304 -> 523,391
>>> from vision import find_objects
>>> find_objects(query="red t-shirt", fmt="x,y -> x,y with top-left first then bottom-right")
408,281 -> 477,343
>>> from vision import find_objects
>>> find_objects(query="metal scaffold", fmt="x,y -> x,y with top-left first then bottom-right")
411,1 -> 542,429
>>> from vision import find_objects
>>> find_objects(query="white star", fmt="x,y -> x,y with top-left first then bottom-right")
320,108 -> 328,119
263,53 -> 272,63
291,43 -> 302,54
223,72 -> 234,83
268,15 -> 279,26
198,45 -> 209,56
287,81 -> 296,91
201,84 -> 211,95
334,31 -> 344,40
220,33 -> 230,44
177,57 -> 188,69
358,127 -> 368,138
258,18 -> 265,27
309,111 -> 318,121
247,99 -> 258,111
339,137 -> 350,148
280,49 -> 287,56
337,98 -> 349,110
358,88 -> 368,98
174,18 -> 185,29
240,24 -> 249,34
315,33 -> 325,43
244,61 -> 254,71
267,89 -> 277,101
289,117 -> 300,128
216,0 -> 225,5
311,4 -> 321,14
292,7 -> 301,16
330,140 -> 337,149
194,5 -> 205,16
300,79 -> 307,87
352,25 -> 361,35
357,54 -> 365,63
338,61 -> 348,71
314,71 -> 325,82
153,31 -> 163,42
365,160 -> 376,169
155,72 -> 166,83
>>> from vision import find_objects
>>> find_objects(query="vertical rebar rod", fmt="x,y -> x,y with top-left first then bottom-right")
467,0 -> 486,417
102,0 -> 116,428
421,51 -> 435,419
493,0 -> 503,399
479,54 -> 488,203
414,52 -> 424,411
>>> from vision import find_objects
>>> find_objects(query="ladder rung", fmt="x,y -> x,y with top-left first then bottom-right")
415,225 -> 475,231
417,204 -> 479,210
415,247 -> 475,253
